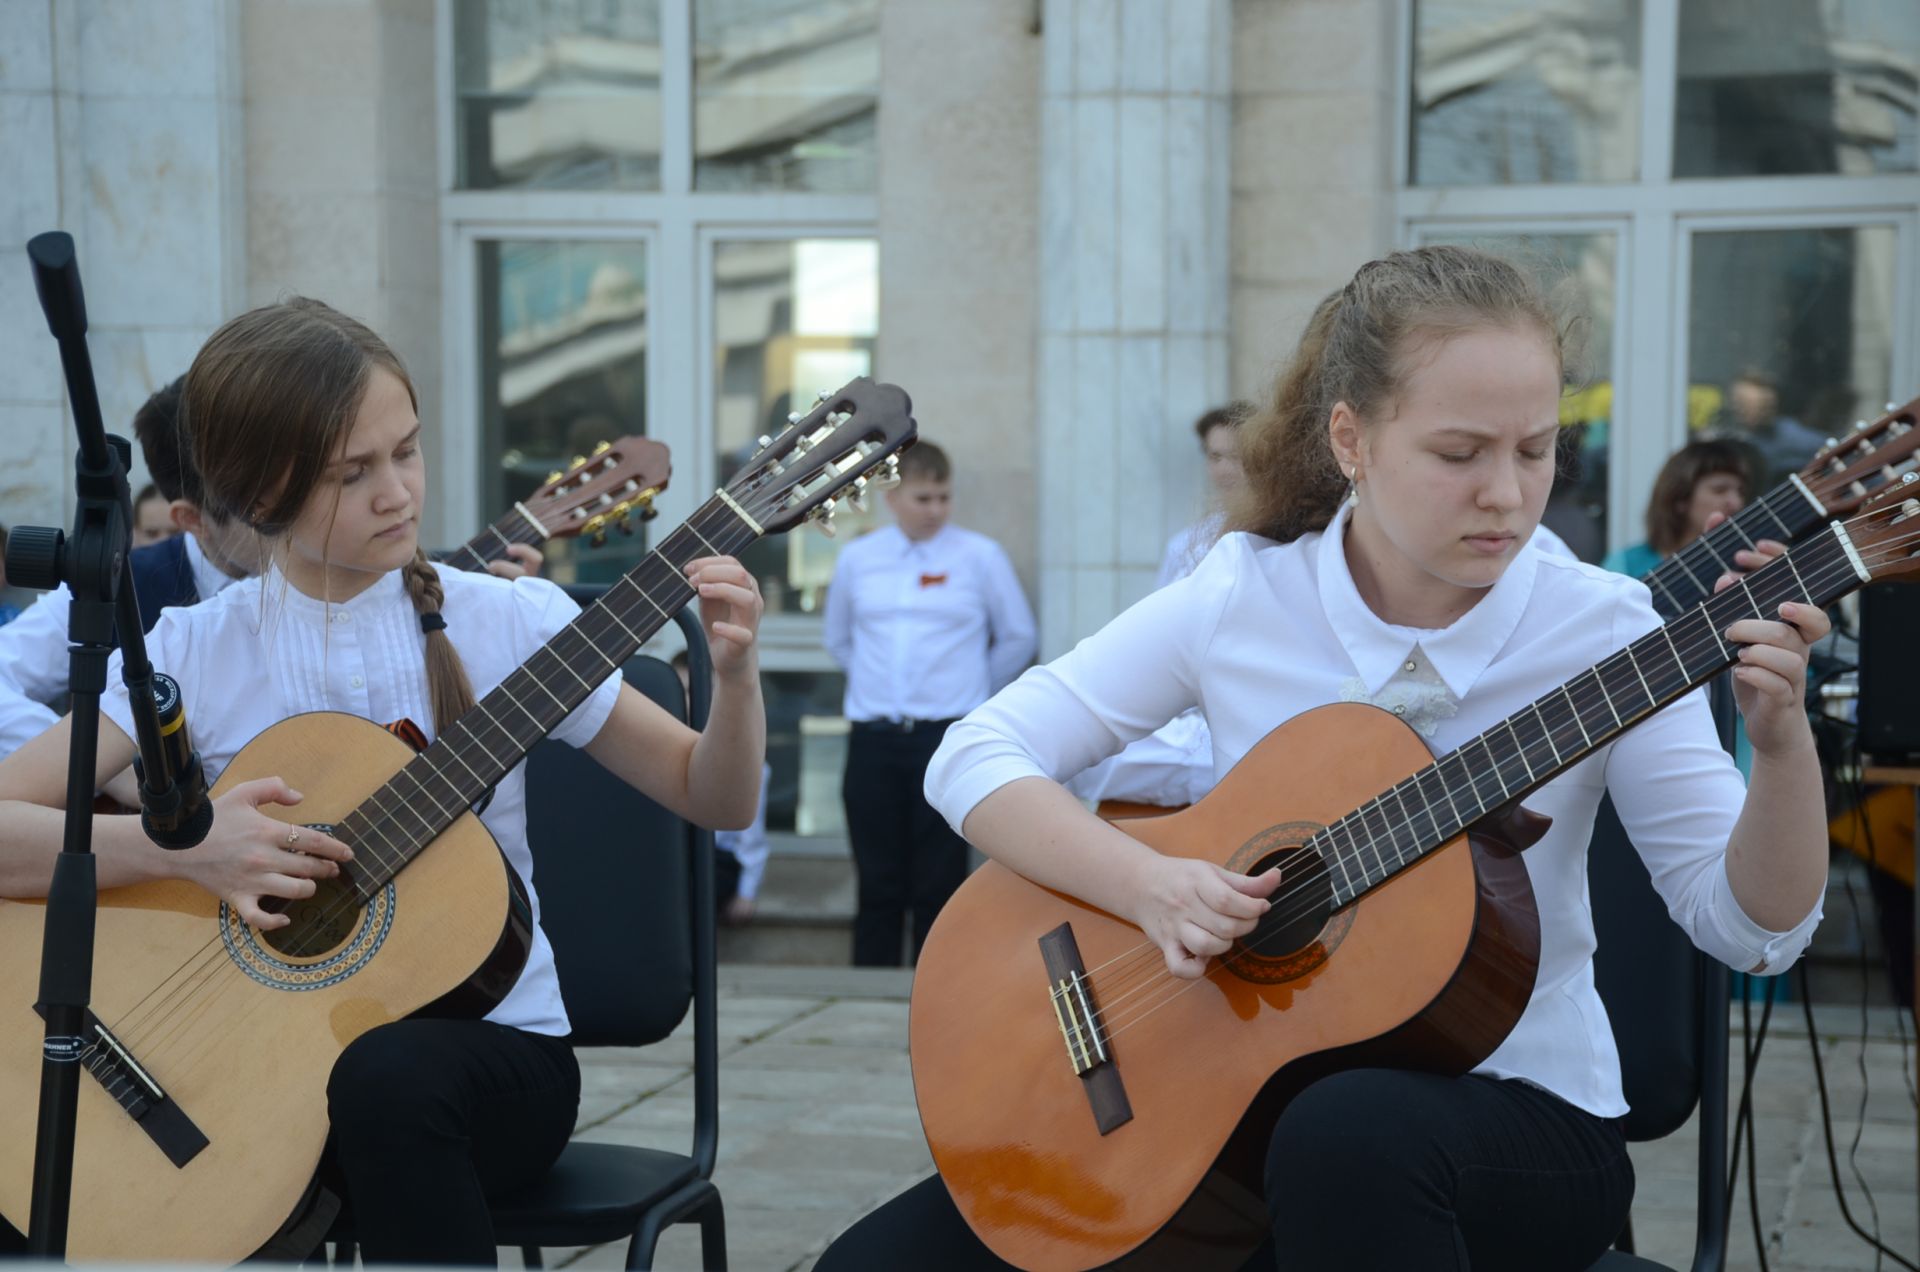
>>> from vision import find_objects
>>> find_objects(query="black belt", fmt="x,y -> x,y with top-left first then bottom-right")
850,716 -> 960,735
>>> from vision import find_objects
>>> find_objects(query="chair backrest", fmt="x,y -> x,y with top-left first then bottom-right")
524,653 -> 694,1047
1586,792 -> 1707,1141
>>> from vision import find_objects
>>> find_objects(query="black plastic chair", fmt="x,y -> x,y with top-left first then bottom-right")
1585,678 -> 1738,1272
333,603 -> 725,1269
1585,793 -> 1730,1272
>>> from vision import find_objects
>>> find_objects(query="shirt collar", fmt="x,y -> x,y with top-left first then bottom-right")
1314,501 -> 1539,699
182,533 -> 240,603
891,522 -> 949,556
263,561 -> 411,627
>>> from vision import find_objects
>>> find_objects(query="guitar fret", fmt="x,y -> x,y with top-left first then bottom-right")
1594,670 -> 1624,728
1529,704 -> 1562,767
1504,721 -> 1536,783
493,680 -> 547,732
394,766 -> 455,821
1623,647 -> 1655,705
520,667 -> 568,711
1647,571 -> 1685,614
1692,537 -> 1729,572
1560,685 -> 1593,748
1736,576 -> 1765,621
1756,493 -> 1795,537
1779,551 -> 1812,604
1409,773 -> 1443,842
1476,736 -> 1512,800
1435,760 -> 1468,829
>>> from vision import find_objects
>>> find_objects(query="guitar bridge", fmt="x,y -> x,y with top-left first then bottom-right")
1038,923 -> 1133,1135
36,1006 -> 208,1168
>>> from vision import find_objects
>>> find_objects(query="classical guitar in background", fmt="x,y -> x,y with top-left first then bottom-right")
1639,395 -> 1917,619
436,434 -> 672,570
910,476 -> 1920,1272
0,380 -> 915,1263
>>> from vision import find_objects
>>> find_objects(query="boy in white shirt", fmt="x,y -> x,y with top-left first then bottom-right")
824,441 -> 1036,965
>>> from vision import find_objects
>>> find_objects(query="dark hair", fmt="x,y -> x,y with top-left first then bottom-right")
1645,438 -> 1753,555
898,439 -> 951,484
183,298 -> 476,734
131,377 -> 191,505
1193,402 -> 1253,443
134,482 -> 162,508
1228,247 -> 1572,544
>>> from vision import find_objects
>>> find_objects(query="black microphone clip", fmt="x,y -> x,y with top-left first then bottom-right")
135,673 -> 214,850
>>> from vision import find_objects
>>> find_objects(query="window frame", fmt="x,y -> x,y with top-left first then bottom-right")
436,0 -> 878,678
1394,0 -> 1920,554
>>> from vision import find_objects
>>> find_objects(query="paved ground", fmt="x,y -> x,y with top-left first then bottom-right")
515,966 -> 1916,1272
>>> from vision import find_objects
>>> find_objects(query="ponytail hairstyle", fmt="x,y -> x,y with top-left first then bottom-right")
181,297 -> 477,734
1228,245 -> 1575,543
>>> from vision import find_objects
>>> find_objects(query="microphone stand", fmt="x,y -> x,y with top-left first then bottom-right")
10,231 -> 192,1258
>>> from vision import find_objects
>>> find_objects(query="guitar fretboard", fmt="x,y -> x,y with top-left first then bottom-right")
435,505 -> 547,574
1317,523 -> 1863,906
333,496 -> 757,899
1640,480 -> 1825,619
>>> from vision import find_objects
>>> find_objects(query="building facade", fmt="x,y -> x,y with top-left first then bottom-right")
4,0 -> 1916,841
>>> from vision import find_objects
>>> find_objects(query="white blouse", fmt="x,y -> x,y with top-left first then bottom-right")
100,564 -> 622,1037
925,502 -> 1822,1117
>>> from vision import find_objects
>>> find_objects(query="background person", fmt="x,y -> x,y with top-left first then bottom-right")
824,440 -> 1036,966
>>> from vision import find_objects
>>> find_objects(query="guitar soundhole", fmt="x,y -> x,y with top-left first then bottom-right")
261,876 -> 365,959
1241,845 -> 1333,961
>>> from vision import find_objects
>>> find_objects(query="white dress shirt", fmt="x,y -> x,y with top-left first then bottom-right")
98,564 -> 622,1037
926,502 -> 1821,1117
0,534 -> 238,758
1071,520 -> 1585,808
824,523 -> 1037,723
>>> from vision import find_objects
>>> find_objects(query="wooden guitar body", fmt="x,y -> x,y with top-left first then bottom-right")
909,703 -> 1544,1271
0,711 -> 528,1263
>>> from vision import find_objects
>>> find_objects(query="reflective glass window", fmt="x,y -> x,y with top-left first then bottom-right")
454,0 -> 663,191
1411,0 -> 1641,185
693,0 -> 880,192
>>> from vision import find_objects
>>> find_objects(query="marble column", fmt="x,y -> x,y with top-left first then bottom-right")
0,0 -> 245,531
1036,0 -> 1232,657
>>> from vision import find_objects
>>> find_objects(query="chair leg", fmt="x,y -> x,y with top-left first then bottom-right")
625,1215 -> 661,1271
696,1190 -> 728,1271
520,1245 -> 544,1268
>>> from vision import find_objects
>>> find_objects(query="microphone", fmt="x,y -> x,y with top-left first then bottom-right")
136,673 -> 214,849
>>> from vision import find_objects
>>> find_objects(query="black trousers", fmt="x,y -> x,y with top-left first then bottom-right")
843,720 -> 968,967
324,1017 -> 579,1265
815,1069 -> 1634,1272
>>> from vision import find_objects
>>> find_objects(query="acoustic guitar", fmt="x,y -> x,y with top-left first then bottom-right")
0,380 -> 914,1262
1641,395 -> 1918,619
910,476 -> 1920,1272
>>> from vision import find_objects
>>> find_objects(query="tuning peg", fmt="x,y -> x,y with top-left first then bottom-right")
815,512 -> 838,539
1854,419 -> 1870,431
1888,402 -> 1900,412
545,470 -> 564,485
787,411 -> 804,425
571,454 -> 587,468
592,440 -> 611,455
794,434 -> 816,453
815,388 -> 832,403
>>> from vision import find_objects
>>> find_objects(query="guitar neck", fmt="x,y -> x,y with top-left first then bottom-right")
1640,479 -> 1826,620
1319,522 -> 1866,906
335,493 -> 758,896
436,505 -> 547,574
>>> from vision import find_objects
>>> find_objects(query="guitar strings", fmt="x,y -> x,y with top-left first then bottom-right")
1081,530 -> 1918,1046
1074,517 -> 1918,1027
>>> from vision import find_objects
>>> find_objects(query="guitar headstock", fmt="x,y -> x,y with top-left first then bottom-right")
1799,396 -> 1920,516
723,378 -> 917,536
1842,472 -> 1920,584
524,436 -> 673,546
